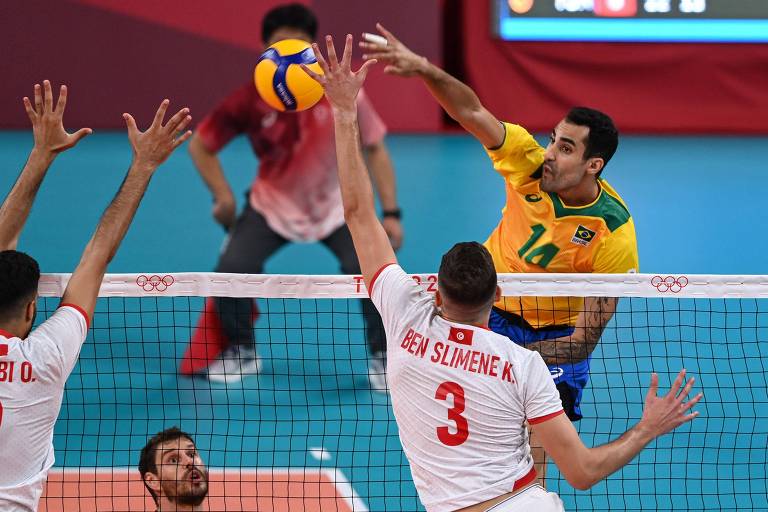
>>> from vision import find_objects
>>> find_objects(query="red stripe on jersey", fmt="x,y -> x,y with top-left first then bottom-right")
512,467 -> 537,491
60,303 -> 91,330
0,344 -> 7,356
0,329 -> 14,339
528,409 -> 565,425
448,326 -> 474,346
368,262 -> 397,297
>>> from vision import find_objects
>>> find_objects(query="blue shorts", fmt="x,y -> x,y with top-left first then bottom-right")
489,308 -> 590,421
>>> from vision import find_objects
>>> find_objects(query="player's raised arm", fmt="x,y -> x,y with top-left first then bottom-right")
302,34 -> 396,288
532,369 -> 703,490
61,100 -> 192,323
0,81 -> 92,250
359,24 -> 505,149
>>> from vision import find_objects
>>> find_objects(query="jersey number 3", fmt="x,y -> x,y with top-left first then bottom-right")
435,381 -> 468,446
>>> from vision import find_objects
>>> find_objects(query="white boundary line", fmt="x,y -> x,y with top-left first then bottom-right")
322,468 -> 369,512
48,467 -> 368,511
37,272 -> 768,299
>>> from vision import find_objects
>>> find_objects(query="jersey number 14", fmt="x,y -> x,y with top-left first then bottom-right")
518,224 -> 560,269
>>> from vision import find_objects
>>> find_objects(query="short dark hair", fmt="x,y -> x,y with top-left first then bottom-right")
262,3 -> 318,44
565,107 -> 619,173
438,242 -> 497,309
0,250 -> 40,323
139,427 -> 195,505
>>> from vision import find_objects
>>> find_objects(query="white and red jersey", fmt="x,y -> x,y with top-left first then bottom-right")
0,305 -> 89,511
369,265 -> 564,512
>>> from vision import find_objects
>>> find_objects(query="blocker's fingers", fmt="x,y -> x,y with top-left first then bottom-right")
152,99 -> 170,128
682,392 -> 704,411
666,369 -> 686,399
173,130 -> 193,149
341,34 -> 353,69
34,83 -> 43,112
174,114 -> 192,135
676,377 -> 696,403
325,35 -> 339,69
43,80 -> 53,112
123,112 -> 138,134
23,97 -> 37,122
312,43 -> 330,74
300,63 -> 324,84
164,107 -> 190,133
55,84 -> 68,114
646,372 -> 659,400
70,127 -> 93,145
356,59 -> 377,80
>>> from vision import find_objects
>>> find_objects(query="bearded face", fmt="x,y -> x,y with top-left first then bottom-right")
151,437 -> 209,507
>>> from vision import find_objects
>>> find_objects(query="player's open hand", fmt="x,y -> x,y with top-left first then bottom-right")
123,100 -> 192,169
301,35 -> 376,115
23,80 -> 92,155
359,23 -> 427,77
639,369 -> 703,438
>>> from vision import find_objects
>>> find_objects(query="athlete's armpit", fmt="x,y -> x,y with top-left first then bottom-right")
526,297 -> 618,365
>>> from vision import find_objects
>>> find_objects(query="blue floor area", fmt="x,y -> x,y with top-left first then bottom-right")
2,131 -> 768,274
2,131 -> 768,510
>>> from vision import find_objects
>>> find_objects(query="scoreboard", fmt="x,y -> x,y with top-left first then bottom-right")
494,0 -> 768,42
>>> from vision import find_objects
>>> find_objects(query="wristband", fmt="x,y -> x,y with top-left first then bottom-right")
382,208 -> 402,220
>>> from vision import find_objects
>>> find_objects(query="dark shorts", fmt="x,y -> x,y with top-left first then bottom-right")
489,307 -> 589,421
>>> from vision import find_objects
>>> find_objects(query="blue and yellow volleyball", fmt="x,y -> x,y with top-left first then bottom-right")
254,39 -> 324,112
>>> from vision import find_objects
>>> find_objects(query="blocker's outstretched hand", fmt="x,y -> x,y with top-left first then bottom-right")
123,100 -> 192,169
23,80 -> 92,155
302,34 -> 377,115
638,369 -> 703,438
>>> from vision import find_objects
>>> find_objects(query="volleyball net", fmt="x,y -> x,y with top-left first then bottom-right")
33,272 -> 768,511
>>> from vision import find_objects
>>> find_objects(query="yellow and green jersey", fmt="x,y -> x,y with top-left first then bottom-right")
484,122 -> 639,329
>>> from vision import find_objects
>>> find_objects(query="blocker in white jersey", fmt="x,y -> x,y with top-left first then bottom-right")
0,81 -> 191,511
0,305 -> 88,511
370,264 -> 564,511
314,33 -> 703,512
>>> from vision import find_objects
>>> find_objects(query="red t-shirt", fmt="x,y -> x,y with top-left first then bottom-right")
197,82 -> 387,241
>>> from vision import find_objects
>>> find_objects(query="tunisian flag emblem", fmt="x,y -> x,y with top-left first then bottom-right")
448,326 -> 473,346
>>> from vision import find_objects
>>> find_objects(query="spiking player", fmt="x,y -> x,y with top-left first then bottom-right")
360,24 -> 639,482
304,34 -> 699,511
0,81 -> 191,511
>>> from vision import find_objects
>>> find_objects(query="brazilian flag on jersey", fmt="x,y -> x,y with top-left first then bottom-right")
484,122 -> 639,329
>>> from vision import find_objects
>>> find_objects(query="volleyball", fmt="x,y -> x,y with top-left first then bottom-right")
254,39 -> 324,112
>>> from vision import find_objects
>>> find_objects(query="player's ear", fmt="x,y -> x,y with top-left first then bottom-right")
586,157 -> 604,176
144,471 -> 161,495
24,298 -> 36,324
494,286 -> 501,302
434,289 -> 443,308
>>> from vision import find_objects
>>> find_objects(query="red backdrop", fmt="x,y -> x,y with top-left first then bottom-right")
0,0 -> 442,131
460,1 -> 768,134
1,0 -> 766,133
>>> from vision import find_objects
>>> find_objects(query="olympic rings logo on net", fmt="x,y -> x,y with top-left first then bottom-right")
650,275 -> 688,293
136,274 -> 175,292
